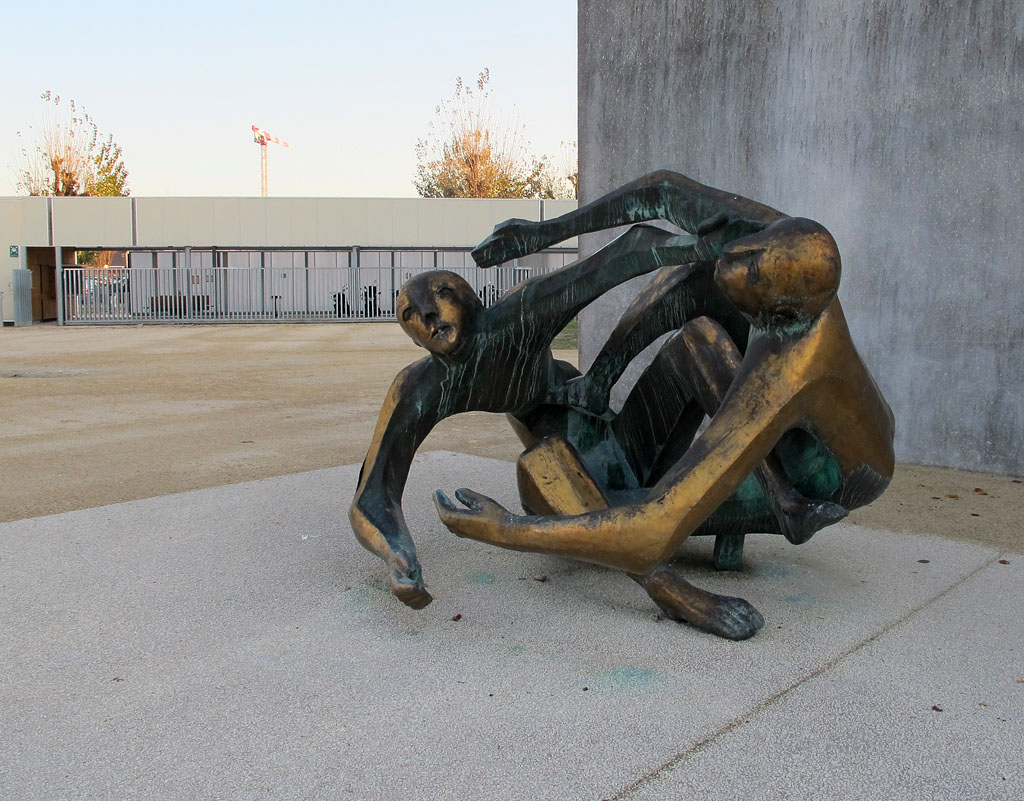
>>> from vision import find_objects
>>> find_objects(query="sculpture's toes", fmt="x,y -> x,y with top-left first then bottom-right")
778,493 -> 848,545
635,566 -> 765,640
703,595 -> 765,640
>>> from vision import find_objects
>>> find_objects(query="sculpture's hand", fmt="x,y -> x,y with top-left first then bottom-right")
433,488 -> 517,545
472,218 -> 543,267
549,375 -> 613,416
387,549 -> 433,609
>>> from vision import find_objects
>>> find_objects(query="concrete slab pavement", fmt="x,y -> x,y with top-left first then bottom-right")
1,452 -> 1020,800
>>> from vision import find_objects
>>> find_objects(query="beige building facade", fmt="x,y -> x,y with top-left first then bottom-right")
1,197 -> 577,324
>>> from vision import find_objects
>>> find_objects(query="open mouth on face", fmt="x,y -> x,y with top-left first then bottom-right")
431,324 -> 453,339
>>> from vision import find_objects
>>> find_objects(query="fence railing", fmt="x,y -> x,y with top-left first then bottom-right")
61,249 -> 575,324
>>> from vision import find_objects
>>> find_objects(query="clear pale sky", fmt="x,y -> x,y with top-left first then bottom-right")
2,1 -> 577,198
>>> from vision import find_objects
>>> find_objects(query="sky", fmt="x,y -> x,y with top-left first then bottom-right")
1,1 -> 577,198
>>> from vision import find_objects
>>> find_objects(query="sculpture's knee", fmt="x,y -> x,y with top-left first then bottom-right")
680,316 -> 730,348
679,317 -> 742,368
668,317 -> 742,405
643,169 -> 688,189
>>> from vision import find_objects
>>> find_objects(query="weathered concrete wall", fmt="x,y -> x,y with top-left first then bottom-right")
578,0 -> 1024,474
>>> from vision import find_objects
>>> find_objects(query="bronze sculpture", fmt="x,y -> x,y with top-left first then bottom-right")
351,171 -> 895,640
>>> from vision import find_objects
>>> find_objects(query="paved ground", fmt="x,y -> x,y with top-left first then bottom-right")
1,454 -> 1020,800
2,324 -> 1022,551
1,323 -> 1022,799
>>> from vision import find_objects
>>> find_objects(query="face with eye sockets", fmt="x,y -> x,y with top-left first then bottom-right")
396,271 -> 482,357
714,217 -> 841,326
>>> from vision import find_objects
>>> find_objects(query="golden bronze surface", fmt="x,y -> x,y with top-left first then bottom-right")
352,170 -> 895,640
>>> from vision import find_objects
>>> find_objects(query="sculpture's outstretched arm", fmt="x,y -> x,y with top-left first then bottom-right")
472,170 -> 788,268
492,220 -> 753,344
350,359 -> 444,609
552,259 -> 748,415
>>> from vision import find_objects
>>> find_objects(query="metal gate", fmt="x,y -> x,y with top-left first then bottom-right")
60,248 -> 574,324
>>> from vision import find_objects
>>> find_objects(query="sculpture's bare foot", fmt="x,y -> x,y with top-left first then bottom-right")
388,550 -> 433,609
630,565 -> 764,640
775,490 -> 848,545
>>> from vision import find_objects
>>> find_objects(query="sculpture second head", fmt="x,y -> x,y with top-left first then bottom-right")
396,271 -> 482,357
715,217 -> 841,327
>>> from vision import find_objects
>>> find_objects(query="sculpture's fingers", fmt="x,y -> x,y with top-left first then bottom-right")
433,489 -> 460,514
454,487 -> 487,511
695,210 -> 729,235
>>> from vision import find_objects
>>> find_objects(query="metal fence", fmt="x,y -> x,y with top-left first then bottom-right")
61,248 -> 576,324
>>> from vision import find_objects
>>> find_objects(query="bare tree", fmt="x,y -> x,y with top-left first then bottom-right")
536,140 -> 578,201
415,70 -> 573,199
16,91 -> 129,197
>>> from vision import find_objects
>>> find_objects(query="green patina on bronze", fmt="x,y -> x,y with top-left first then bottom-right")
351,170 -> 895,641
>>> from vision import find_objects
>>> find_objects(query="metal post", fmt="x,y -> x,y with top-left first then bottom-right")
351,246 -> 360,319
15,246 -> 28,324
391,250 -> 397,319
304,251 -> 311,316
184,246 -> 192,321
55,246 -> 64,326
260,142 -> 268,197
260,251 -> 266,317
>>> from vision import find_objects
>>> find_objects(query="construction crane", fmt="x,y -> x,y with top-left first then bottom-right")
251,124 -> 292,197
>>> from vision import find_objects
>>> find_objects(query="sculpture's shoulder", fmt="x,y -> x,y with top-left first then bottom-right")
376,355 -> 446,420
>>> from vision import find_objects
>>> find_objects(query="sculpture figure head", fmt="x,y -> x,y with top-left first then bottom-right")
715,217 -> 841,327
396,270 -> 482,357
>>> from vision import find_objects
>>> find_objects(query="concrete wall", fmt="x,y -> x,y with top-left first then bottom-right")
578,0 -> 1024,474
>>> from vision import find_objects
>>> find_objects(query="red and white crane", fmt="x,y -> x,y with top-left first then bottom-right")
251,124 -> 292,197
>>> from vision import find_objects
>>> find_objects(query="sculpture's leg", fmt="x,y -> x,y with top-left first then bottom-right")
628,565 -> 764,640
712,533 -> 746,571
556,259 -> 750,417
753,453 -> 848,545
515,436 -> 610,516
513,434 -> 763,640
627,317 -> 843,562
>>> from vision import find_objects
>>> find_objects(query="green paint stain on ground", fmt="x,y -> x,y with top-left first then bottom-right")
468,572 -> 496,585
589,667 -> 660,691
342,587 -> 372,611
